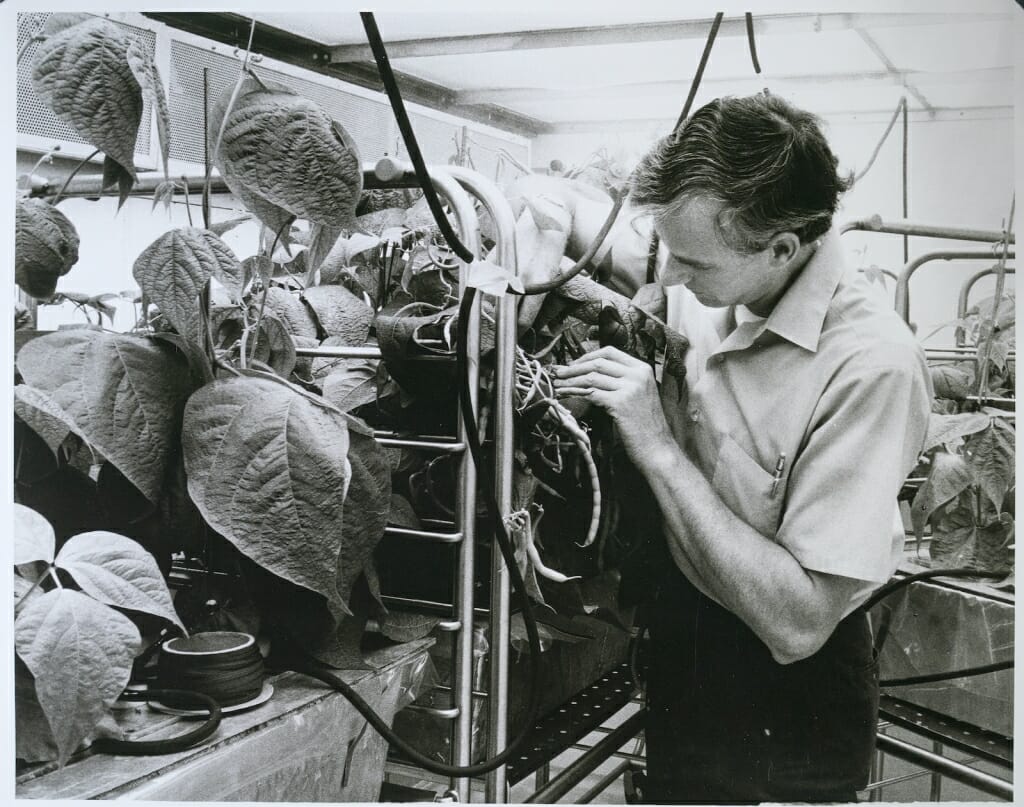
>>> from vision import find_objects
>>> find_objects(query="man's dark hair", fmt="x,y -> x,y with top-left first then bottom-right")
631,94 -> 852,251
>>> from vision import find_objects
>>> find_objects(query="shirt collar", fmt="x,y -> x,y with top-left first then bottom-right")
761,229 -> 845,352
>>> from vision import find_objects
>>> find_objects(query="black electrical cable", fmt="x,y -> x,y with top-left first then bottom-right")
880,660 -> 1013,688
674,12 -> 725,134
744,13 -> 761,74
860,567 -> 1011,613
862,566 -> 1014,687
275,12 -> 545,779
646,12 -> 726,293
91,690 -> 222,756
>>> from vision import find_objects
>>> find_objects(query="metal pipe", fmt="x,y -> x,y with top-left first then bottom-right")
380,594 -> 490,616
526,710 -> 647,803
374,437 -> 464,453
894,250 -> 1015,323
30,160 -> 476,201
383,526 -> 463,544
295,345 -> 383,360
406,703 -> 460,720
925,351 -> 1017,363
294,345 -> 454,363
577,759 -> 632,804
956,267 -> 1015,345
841,217 -> 1014,244
444,164 -> 519,804
874,734 -> 1013,801
414,165 -> 483,802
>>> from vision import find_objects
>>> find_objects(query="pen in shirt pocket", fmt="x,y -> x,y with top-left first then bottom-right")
770,453 -> 786,497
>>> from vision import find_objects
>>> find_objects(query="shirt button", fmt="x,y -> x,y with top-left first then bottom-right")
689,408 -> 701,422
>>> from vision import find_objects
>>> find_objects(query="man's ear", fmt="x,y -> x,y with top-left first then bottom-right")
767,231 -> 801,266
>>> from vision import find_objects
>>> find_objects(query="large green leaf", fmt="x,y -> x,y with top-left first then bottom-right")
376,611 -> 439,643
125,38 -> 171,178
968,420 -> 1015,511
13,384 -> 86,460
910,451 -> 975,543
301,284 -> 373,345
15,198 -> 80,299
211,74 -> 363,227
336,431 -> 391,606
15,658 -> 58,763
55,531 -> 184,631
15,589 -> 139,766
14,504 -> 55,566
262,285 -> 318,338
929,363 -> 974,401
182,375 -> 353,620
133,227 -> 242,341
31,16 -> 141,194
322,359 -> 380,413
16,330 -> 194,503
922,412 -> 991,453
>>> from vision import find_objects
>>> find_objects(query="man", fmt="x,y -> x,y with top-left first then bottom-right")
551,94 -> 932,803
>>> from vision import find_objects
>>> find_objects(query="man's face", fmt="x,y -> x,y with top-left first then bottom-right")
654,197 -> 780,312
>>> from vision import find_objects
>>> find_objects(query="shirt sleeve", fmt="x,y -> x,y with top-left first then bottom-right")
776,344 -> 932,583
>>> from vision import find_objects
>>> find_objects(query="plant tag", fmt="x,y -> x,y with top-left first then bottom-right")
465,260 -> 524,297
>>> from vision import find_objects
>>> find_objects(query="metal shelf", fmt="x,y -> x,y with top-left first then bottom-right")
878,695 -> 1013,768
507,663 -> 638,786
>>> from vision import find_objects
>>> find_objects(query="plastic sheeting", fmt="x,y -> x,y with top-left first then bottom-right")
873,575 -> 1013,737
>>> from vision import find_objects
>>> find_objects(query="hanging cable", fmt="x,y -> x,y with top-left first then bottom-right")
745,13 -> 761,74
646,12 -> 726,287
674,13 -> 725,134
852,96 -> 907,185
274,12 -> 546,779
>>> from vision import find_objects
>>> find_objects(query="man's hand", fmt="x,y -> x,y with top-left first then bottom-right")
550,346 -> 671,462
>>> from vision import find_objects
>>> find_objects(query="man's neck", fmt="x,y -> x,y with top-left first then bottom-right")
746,240 -> 820,318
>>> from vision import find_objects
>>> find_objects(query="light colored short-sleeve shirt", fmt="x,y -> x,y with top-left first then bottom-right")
660,231 -> 933,614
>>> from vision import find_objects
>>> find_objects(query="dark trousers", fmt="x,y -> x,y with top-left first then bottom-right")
641,569 -> 879,804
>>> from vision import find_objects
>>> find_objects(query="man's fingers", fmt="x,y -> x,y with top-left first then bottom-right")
552,357 -> 627,379
552,372 -> 618,391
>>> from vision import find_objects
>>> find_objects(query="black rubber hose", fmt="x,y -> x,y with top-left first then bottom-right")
861,567 -> 1011,613
880,660 -> 1013,687
745,13 -> 761,74
91,689 -> 222,755
280,13 -> 544,779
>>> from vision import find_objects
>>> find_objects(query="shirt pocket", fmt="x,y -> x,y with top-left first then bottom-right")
711,435 -> 784,538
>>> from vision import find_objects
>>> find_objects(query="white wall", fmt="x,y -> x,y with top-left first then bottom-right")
532,110 -> 1015,347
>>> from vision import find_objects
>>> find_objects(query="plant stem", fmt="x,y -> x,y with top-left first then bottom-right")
50,148 -> 102,205
181,177 -> 194,226
15,572 -> 48,611
974,195 -> 1015,401
47,566 -> 64,590
204,19 -> 257,220
247,284 -> 270,366
16,21 -> 46,66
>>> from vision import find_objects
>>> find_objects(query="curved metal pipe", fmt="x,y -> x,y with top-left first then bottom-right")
956,267 -> 1016,346
894,250 -> 1014,324
397,163 -> 483,799
875,734 -> 1013,801
841,216 -> 1014,245
443,164 -> 519,804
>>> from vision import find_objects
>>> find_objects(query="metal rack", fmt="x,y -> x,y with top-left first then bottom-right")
841,216 -> 1015,802
29,159 -> 521,801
